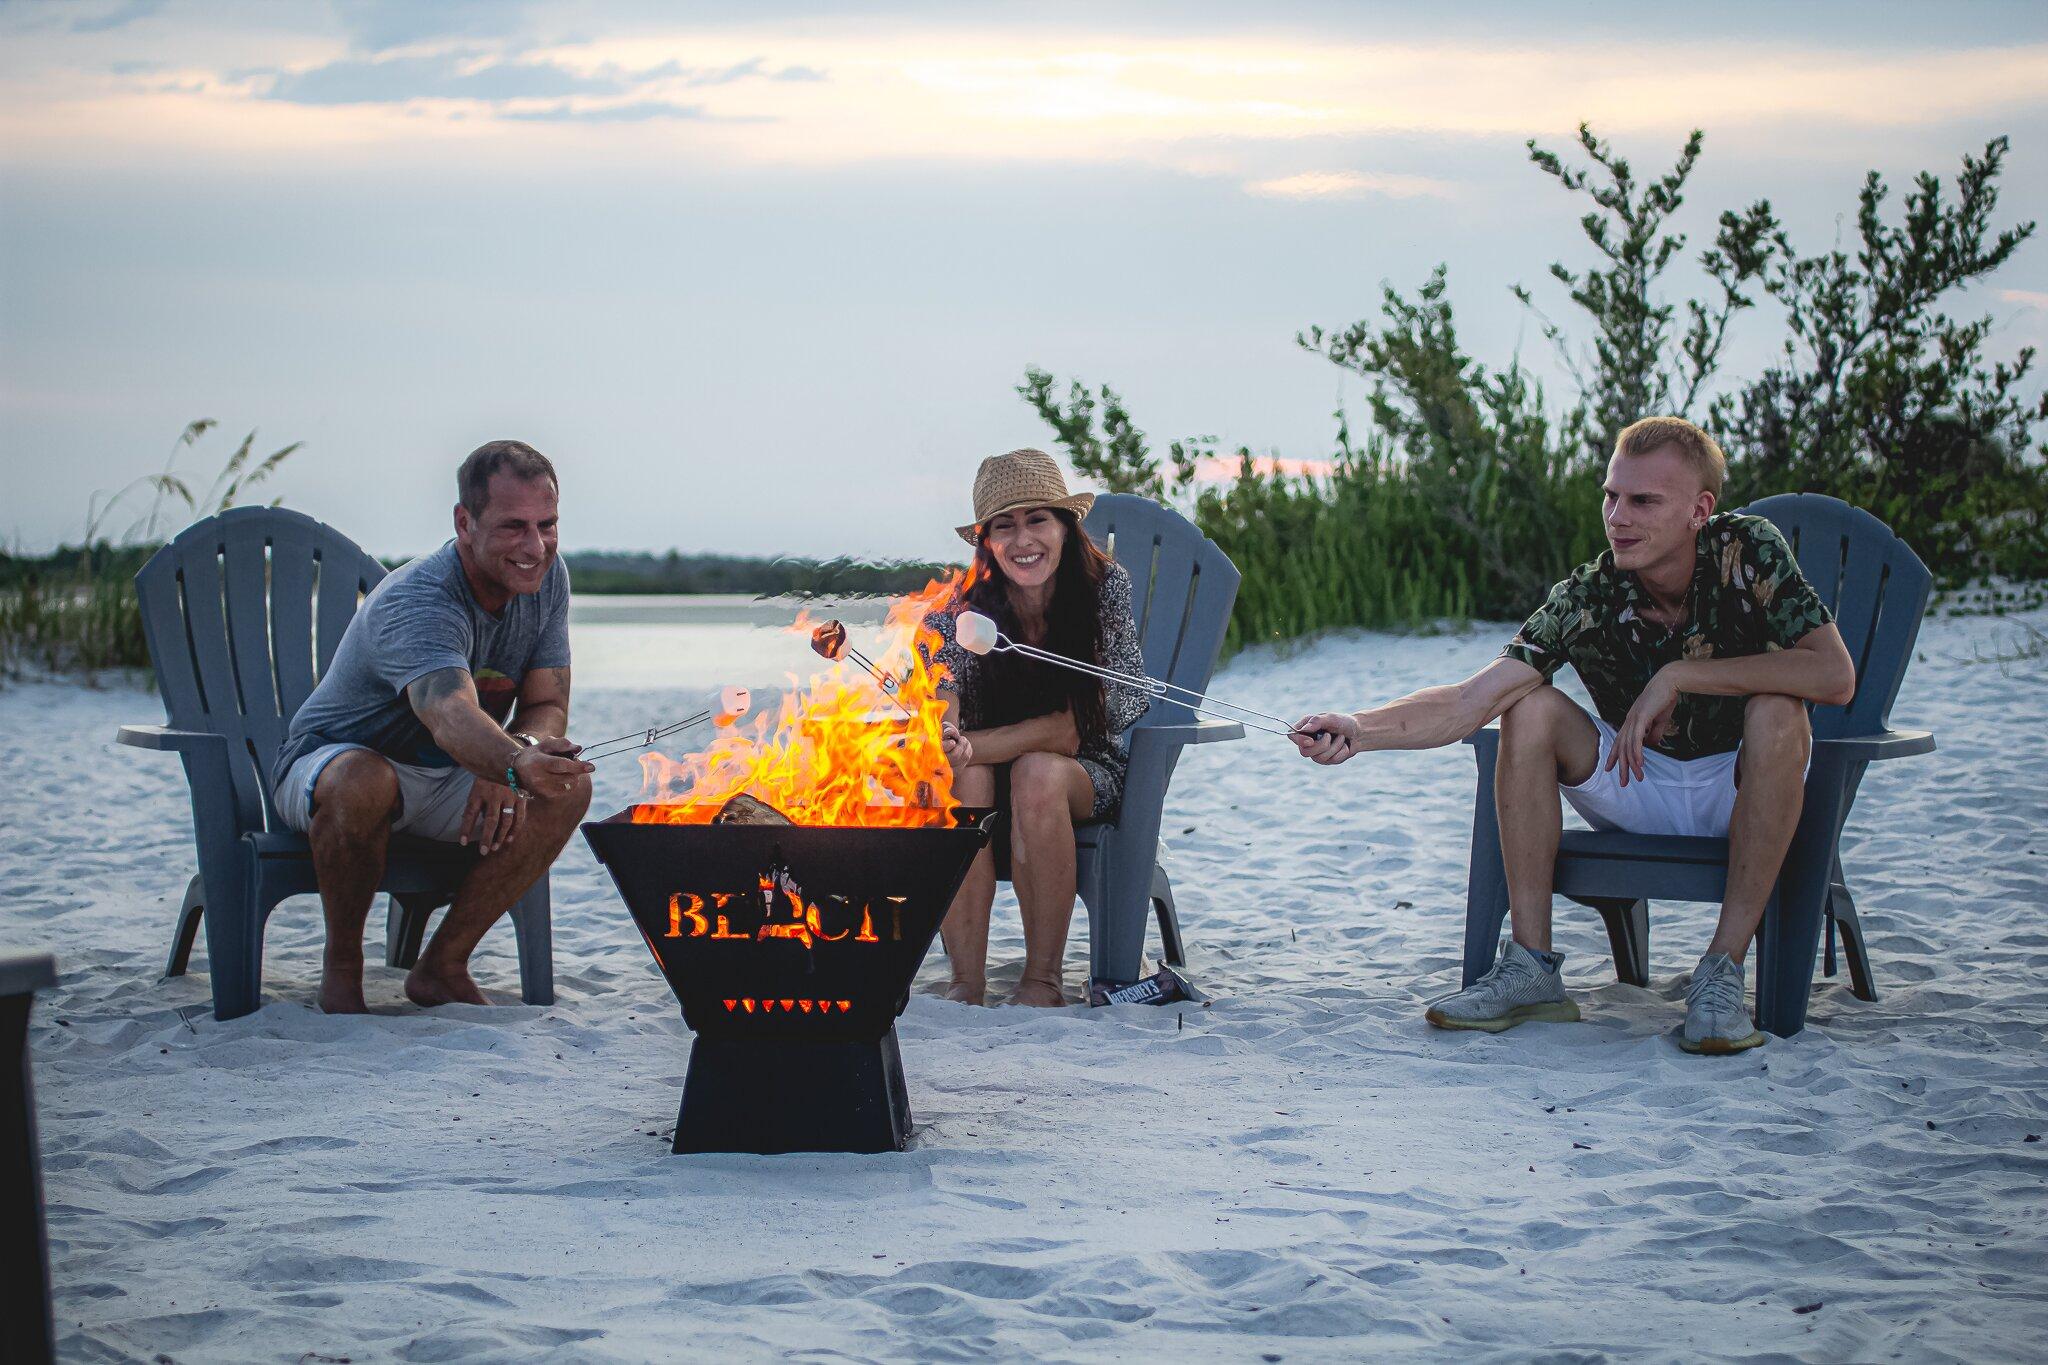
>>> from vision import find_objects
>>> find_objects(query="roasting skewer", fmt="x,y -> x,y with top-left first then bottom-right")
575,687 -> 752,763
809,620 -> 914,717
952,611 -> 1316,739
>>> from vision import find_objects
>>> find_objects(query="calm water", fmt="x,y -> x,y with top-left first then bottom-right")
567,594 -> 892,691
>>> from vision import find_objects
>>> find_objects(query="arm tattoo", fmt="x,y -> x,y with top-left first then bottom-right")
406,667 -> 472,715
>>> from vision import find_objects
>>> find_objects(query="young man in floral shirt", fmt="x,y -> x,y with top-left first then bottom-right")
1292,417 -> 1857,1053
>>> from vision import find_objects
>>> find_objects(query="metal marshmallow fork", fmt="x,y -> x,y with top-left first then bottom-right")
575,687 -> 753,764
809,620 -> 914,718
952,611 -> 1308,739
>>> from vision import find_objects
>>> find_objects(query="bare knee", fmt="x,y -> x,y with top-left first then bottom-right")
1743,694 -> 1811,762
954,764 -> 996,804
1500,687 -> 1573,751
529,772 -> 594,832
1009,754 -> 1071,827
312,751 -> 398,831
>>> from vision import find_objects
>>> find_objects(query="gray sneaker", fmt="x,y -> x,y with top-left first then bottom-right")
1681,953 -> 1766,1054
1425,940 -> 1581,1033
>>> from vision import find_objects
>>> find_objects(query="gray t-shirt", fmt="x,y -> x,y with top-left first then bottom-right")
274,540 -> 571,783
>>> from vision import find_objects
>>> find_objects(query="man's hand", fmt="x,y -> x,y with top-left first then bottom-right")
461,778 -> 526,854
1290,712 -> 1361,765
513,736 -> 594,798
1606,665 -> 1681,786
940,721 -> 973,769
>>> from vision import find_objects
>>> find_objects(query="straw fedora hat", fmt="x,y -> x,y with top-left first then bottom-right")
955,448 -> 1095,544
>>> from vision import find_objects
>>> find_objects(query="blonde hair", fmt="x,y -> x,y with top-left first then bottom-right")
1614,416 -> 1726,497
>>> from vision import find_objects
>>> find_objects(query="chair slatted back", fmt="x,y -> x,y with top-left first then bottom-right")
1744,493 -> 1931,741
135,507 -> 388,833
1084,494 -> 1242,704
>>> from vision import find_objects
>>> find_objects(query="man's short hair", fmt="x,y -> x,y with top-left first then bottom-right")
457,440 -> 558,519
1613,416 -> 1726,497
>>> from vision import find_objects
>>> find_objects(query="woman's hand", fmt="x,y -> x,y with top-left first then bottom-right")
1047,708 -> 1080,757
940,721 -> 973,769
1605,665 -> 1681,787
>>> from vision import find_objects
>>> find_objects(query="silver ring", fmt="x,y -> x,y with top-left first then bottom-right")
500,806 -> 515,815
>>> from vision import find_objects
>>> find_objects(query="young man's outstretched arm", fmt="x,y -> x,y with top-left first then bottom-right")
1291,657 -> 1549,765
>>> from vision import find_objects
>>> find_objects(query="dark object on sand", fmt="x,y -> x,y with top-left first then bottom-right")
1,952 -> 57,1365
1088,965 -> 1196,1007
116,507 -> 553,1021
583,807 -> 994,1154
712,793 -> 795,826
1460,493 -> 1935,1038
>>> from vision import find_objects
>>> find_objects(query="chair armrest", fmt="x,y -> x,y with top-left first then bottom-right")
1462,725 -> 1501,751
1138,719 -> 1245,745
117,723 -> 229,755
0,951 -> 58,997
1813,729 -> 1935,762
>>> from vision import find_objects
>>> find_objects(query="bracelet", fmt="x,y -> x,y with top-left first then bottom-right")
504,732 -> 538,797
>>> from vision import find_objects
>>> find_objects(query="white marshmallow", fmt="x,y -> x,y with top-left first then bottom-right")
954,611 -> 999,656
719,686 -> 751,720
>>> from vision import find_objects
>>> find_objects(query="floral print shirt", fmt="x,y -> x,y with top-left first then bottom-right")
1501,513 -> 1834,760
924,562 -> 1150,819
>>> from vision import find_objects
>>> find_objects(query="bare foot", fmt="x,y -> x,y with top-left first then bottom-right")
945,978 -> 986,1006
318,964 -> 368,1015
404,962 -> 491,1007
1010,977 -> 1067,1008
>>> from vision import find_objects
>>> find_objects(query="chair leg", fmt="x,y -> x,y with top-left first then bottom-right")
164,874 -> 206,978
202,894 -> 266,1022
511,877 -> 555,1007
1462,738 -> 1511,987
1151,863 -> 1186,970
1081,835 -> 1150,986
1829,877 -> 1878,1003
384,893 -> 438,970
1592,898 -> 1651,988
1753,766 -> 1851,1038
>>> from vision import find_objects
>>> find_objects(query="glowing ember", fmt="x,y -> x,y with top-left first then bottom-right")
633,573 -> 970,828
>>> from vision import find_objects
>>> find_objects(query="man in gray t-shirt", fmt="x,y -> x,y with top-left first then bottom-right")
274,440 -> 594,1015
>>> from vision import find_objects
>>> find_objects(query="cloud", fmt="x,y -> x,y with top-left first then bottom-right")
256,52 -> 622,106
67,0 -> 163,34
501,100 -> 717,124
681,57 -> 829,87
1243,170 -> 1453,200
331,0 -> 531,54
2001,288 -> 2048,310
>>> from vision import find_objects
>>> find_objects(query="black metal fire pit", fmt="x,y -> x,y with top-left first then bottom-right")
583,806 -> 993,1155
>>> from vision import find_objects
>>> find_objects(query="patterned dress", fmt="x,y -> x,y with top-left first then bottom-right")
925,562 -> 1150,819
1501,513 -> 1835,760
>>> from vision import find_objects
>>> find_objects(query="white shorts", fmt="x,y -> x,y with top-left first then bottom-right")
274,743 -> 479,844
1561,717 -> 1743,839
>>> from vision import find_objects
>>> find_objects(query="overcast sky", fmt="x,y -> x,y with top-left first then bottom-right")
5,0 -> 2047,560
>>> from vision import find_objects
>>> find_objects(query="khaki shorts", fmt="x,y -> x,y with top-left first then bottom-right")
274,743 -> 480,844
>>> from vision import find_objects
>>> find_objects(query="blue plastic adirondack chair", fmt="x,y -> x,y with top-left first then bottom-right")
1066,494 -> 1245,984
115,506 -> 553,1021
1459,493 -> 1935,1036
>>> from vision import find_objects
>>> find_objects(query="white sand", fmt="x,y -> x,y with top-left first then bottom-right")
7,607 -> 2047,1362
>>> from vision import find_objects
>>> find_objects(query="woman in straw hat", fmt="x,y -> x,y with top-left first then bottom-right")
924,449 -> 1148,1006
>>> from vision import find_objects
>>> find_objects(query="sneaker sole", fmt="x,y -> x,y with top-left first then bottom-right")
1678,1029 -> 1767,1055
1425,1000 -> 1582,1033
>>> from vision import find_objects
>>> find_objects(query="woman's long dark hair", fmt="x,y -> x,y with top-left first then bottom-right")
961,507 -> 1117,746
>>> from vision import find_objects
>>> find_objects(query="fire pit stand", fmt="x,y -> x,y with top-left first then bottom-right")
584,808 -> 993,1155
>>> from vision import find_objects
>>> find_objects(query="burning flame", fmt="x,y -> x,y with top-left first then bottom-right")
633,572 -> 972,827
